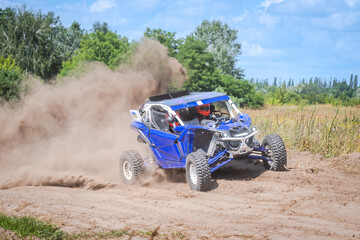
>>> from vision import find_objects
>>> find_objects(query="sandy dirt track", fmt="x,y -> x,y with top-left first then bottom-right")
1,150 -> 359,240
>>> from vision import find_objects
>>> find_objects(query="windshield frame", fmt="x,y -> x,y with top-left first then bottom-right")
142,99 -> 242,128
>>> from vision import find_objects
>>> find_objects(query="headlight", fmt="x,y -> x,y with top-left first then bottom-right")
211,130 -> 230,138
251,126 -> 257,132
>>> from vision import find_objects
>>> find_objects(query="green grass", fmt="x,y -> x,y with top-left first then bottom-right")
0,213 -> 68,239
72,230 -> 129,239
1,213 -> 184,239
72,228 -> 160,239
246,104 -> 360,158
97,230 -> 129,238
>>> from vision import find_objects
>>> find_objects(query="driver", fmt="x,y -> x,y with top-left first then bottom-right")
169,111 -> 180,129
196,103 -> 211,121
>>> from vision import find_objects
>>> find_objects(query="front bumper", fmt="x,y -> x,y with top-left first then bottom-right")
220,131 -> 258,157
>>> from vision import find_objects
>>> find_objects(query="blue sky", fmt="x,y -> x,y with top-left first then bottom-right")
1,0 -> 360,83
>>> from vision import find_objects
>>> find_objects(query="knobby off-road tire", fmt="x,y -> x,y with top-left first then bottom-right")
261,134 -> 287,171
186,150 -> 211,191
119,150 -> 144,185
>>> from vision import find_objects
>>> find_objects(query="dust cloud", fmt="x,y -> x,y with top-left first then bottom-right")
0,38 -> 187,189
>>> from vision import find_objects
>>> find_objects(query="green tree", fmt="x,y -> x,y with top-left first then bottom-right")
92,21 -> 109,34
220,74 -> 264,108
273,77 -> 277,87
300,83 -> 325,104
144,27 -> 182,57
333,78 -> 338,87
284,91 -> 300,104
331,81 -> 349,98
59,29 -> 131,76
354,75 -> 358,89
0,6 -> 83,79
51,21 -> 84,65
274,82 -> 287,104
192,20 -> 243,78
177,37 -> 221,91
80,31 -> 130,68
0,55 -> 22,101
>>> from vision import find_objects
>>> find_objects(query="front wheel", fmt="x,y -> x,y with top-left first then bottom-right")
119,150 -> 144,185
186,150 -> 211,191
261,134 -> 287,171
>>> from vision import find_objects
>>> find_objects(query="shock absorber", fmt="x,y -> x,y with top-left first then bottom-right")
207,134 -> 220,157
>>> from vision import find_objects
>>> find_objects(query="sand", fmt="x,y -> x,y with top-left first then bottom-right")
1,149 -> 359,239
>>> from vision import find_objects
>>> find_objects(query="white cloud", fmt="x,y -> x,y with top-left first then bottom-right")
90,0 -> 117,13
242,41 -> 264,56
344,0 -> 360,7
259,12 -> 280,28
242,41 -> 282,57
261,0 -> 285,10
232,13 -> 248,23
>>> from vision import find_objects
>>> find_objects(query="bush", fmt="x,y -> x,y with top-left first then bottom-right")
284,91 -> 301,104
248,91 -> 265,108
0,68 -> 22,101
0,56 -> 23,101
219,74 -> 264,108
0,55 -> 22,72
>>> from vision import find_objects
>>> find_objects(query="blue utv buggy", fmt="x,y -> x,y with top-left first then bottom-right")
119,91 -> 287,191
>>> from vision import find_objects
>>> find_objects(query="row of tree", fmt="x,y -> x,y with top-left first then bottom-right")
1,6 -> 359,107
252,75 -> 360,106
251,75 -> 358,90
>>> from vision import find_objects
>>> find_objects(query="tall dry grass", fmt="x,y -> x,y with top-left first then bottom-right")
245,105 -> 360,157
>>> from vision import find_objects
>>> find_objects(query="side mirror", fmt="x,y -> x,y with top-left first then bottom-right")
167,116 -> 176,124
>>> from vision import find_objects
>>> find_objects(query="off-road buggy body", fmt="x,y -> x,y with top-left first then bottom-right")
120,91 -> 287,191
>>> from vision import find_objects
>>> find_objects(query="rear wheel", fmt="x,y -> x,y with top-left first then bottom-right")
261,134 -> 287,171
186,150 -> 211,191
119,150 -> 144,185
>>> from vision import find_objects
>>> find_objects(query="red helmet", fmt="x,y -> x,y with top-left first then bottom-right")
196,103 -> 210,116
169,112 -> 180,127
